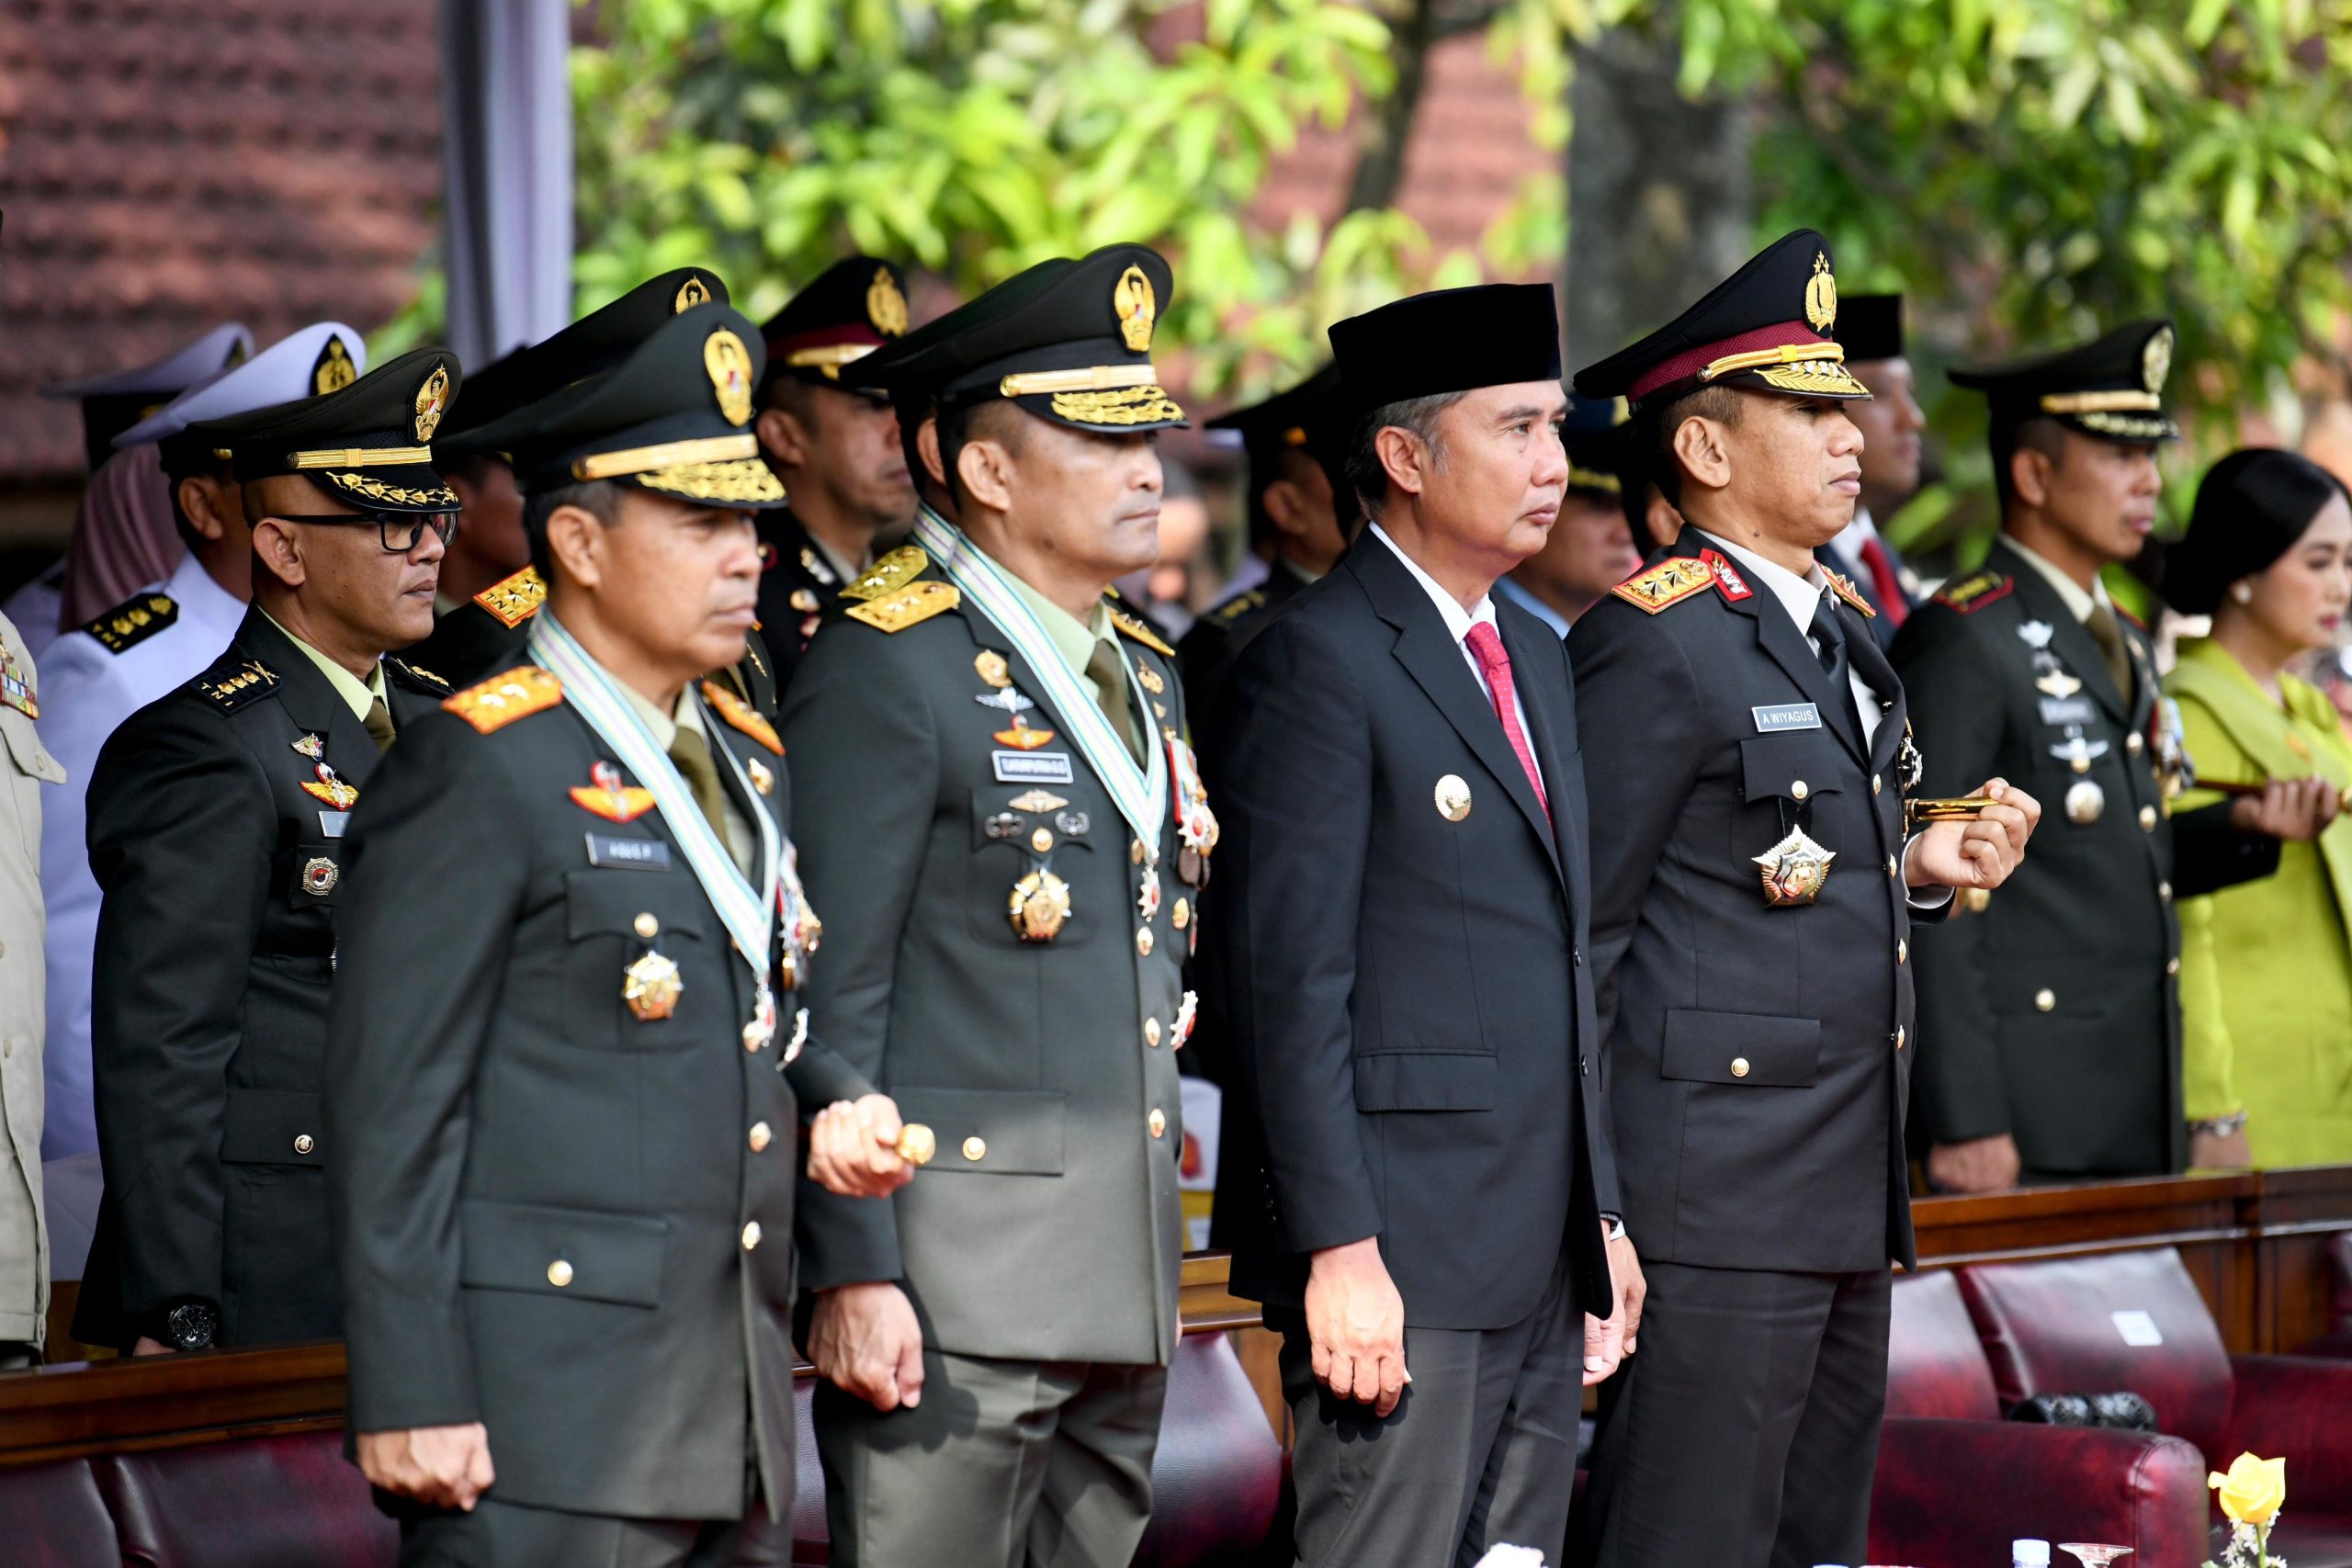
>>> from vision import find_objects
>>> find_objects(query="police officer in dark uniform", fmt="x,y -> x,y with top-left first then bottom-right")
1894,320 -> 2287,1190
780,243 -> 1198,1568
752,255 -> 919,682
74,347 -> 468,1354
1176,364 -> 1355,728
1569,231 -> 2040,1568
326,301 -> 908,1566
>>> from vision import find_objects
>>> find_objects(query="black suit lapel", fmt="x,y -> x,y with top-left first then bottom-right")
1351,538 -> 1558,857
1990,540 -> 2132,725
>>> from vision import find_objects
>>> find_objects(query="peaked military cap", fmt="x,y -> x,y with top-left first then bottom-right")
1574,230 -> 1871,409
1563,394 -> 1631,498
118,322 -> 368,476
1329,284 -> 1560,416
47,321 -> 255,468
861,245 -> 1185,434
1837,293 -> 1904,363
761,256 -> 910,388
439,266 -> 730,447
465,303 -> 785,507
193,345 -> 461,515
1949,319 -> 2179,444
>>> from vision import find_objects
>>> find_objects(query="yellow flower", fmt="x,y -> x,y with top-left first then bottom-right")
2209,1453 -> 2287,1527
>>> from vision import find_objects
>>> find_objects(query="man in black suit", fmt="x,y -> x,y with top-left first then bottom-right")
1215,282 -> 1628,1568
1817,292 -> 1926,642
75,348 -> 467,1354
327,301 -> 909,1565
1568,231 -> 2041,1568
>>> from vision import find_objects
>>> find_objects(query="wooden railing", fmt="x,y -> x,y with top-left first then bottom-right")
2,1167 -> 2346,1468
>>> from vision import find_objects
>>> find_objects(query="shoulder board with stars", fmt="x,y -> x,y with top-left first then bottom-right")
1211,589 -> 1265,625
700,678 -> 784,755
840,545 -> 930,604
442,666 -> 564,734
847,580 -> 961,633
1609,557 -> 1715,615
84,591 -> 179,654
1932,570 -> 2014,615
473,565 -> 547,629
196,657 -> 281,712
388,657 -> 449,692
1110,607 -> 1176,657
1824,568 -> 1878,618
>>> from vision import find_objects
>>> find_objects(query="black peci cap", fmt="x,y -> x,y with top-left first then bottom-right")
1573,230 -> 1871,410
1949,319 -> 2179,445
1838,293 -> 1904,363
192,346 -> 462,516
1327,284 -> 1559,417
761,256 -> 910,389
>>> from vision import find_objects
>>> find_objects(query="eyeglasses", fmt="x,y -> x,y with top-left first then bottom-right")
271,512 -> 460,552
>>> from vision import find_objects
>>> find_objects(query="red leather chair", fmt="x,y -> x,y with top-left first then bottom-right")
1961,1247 -> 2352,1568
1872,1269 -> 2209,1566
0,1456 -> 122,1567
97,1430 -> 396,1568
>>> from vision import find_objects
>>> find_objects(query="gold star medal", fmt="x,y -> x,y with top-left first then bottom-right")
1753,828 -> 1837,907
1009,869 -> 1071,942
623,949 -> 684,1021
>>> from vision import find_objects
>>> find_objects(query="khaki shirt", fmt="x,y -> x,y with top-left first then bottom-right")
0,610 -> 62,1347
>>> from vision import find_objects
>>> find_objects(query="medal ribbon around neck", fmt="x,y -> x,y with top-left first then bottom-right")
531,615 -> 777,981
912,507 -> 1170,859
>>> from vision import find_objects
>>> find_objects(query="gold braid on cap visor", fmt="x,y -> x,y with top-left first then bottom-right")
1696,341 -> 1870,397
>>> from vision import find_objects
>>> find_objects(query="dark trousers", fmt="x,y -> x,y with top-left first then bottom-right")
1582,1261 -> 1891,1568
1277,1251 -> 1583,1568
397,1495 -> 781,1568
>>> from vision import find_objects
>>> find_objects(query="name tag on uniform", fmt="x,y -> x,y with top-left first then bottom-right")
1752,703 -> 1821,733
994,750 -> 1075,784
2039,696 -> 2098,727
585,833 -> 673,870
317,811 -> 350,838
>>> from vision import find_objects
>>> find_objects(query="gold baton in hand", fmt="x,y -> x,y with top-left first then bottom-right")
1905,795 -> 1998,836
894,1123 -> 936,1167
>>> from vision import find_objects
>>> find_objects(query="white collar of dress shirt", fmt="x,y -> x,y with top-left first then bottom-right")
1492,573 -> 1574,640
2003,533 -> 2109,625
1369,521 -> 1498,645
1693,527 -> 1833,637
166,547 -> 247,637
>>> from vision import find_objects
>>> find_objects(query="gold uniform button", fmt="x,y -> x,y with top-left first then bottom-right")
1136,927 -> 1154,957
2166,956 -> 2182,976
2127,731 -> 2145,755
548,1259 -> 574,1288
1872,773 -> 1883,795
749,1122 -> 773,1153
1172,898 -> 1190,931
2159,880 -> 2174,902
1897,939 -> 1909,964
963,1135 -> 987,1162
1730,1057 -> 1751,1078
1886,854 -> 1899,877
1792,780 -> 1809,802
634,912 -> 659,939
1148,1109 -> 1167,1138
2139,805 -> 2157,831
1892,1027 -> 1906,1049
1131,840 -> 1147,865
1031,827 -> 1055,853
741,1222 -> 763,1252
2035,987 -> 2056,1012
293,1134 -> 316,1156
1145,1018 -> 1162,1048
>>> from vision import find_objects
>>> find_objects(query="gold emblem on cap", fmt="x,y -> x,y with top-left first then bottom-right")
413,364 -> 451,442
705,329 -> 755,426
867,266 -> 909,337
676,275 -> 713,312
1804,252 -> 1838,333
1114,265 -> 1157,353
312,336 -> 356,396
2143,324 -> 2175,395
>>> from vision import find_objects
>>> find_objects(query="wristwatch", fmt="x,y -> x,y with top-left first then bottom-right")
160,1298 -> 219,1351
2188,1110 -> 2250,1140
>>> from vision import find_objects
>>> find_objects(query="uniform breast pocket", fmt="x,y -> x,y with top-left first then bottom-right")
562,869 -> 714,1051
1739,731 -> 1847,809
967,789 -> 1097,948
280,839 -> 346,908
1661,1009 -> 1821,1087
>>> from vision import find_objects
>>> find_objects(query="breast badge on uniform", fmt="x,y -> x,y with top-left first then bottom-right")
623,948 -> 684,1021
300,760 -> 360,810
0,644 -> 37,718
571,760 -> 657,823
444,666 -> 563,732
746,757 -> 775,795
1753,827 -> 1837,906
975,649 -> 1012,688
1434,773 -> 1473,821
1010,868 -> 1072,942
994,716 -> 1056,750
300,856 -> 340,897
1611,557 -> 1716,614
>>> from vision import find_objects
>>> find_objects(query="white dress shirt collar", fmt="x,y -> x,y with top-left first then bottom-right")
1368,521 -> 1498,644
2003,534 -> 2109,625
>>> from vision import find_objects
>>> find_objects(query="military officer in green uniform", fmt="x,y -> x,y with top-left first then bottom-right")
326,301 -> 910,1566
752,254 -> 920,682
1894,320 -> 2290,1190
74,347 -> 467,1353
781,243 -> 1202,1568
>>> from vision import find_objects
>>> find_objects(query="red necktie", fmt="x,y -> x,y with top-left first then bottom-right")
1464,622 -> 1548,817
1857,535 -> 1908,629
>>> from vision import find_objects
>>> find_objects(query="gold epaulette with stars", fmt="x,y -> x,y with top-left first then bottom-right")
1824,569 -> 1879,618
390,658 -> 448,690
1933,570 -> 2015,615
841,546 -> 929,603
85,592 -> 179,654
443,666 -> 564,733
474,565 -> 546,629
700,678 -> 784,755
1211,590 -> 1266,625
1110,607 -> 1176,657
1610,557 -> 1715,615
198,658 -> 280,711
846,581 -> 961,633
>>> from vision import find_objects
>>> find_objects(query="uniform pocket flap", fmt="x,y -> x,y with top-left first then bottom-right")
1661,1009 -> 1821,1087
459,1200 -> 668,1307
220,1088 -> 325,1166
564,869 -> 709,942
1352,1052 -> 1497,1112
2,717 -> 65,784
1739,732 -> 1845,804
893,1087 -> 1066,1175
